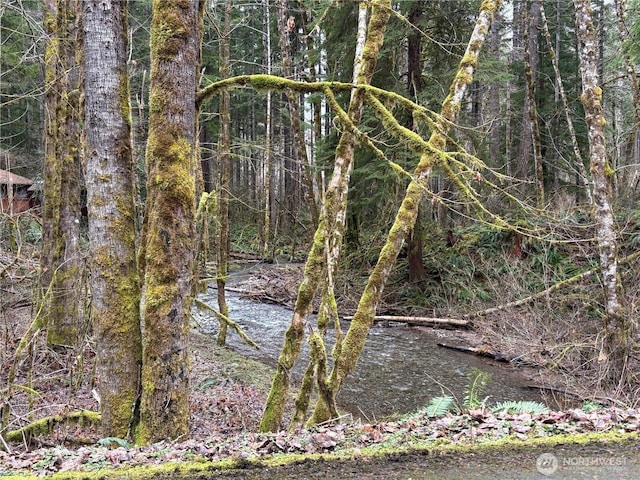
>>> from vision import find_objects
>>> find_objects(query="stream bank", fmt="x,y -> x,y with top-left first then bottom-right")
198,289 -> 547,418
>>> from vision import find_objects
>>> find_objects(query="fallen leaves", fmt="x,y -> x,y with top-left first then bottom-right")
2,405 -> 640,477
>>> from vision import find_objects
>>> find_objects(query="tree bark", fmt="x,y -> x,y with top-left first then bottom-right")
275,0 -> 318,229
41,0 -> 85,350
574,0 -> 633,387
406,1 -> 425,283
523,0 -> 545,208
137,0 -> 203,444
308,0 -> 504,426
215,0 -> 231,346
538,0 -> 592,204
82,0 -> 142,439
260,0 -> 390,433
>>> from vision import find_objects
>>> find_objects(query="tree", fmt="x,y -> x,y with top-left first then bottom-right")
215,0 -> 231,346
82,0 -> 142,438
538,0 -> 592,204
275,0 -> 318,229
137,0 -> 204,443
405,0 -> 425,283
308,0 -> 504,425
41,0 -> 85,350
523,0 -> 545,208
574,0 -> 634,387
260,0 -> 390,432
0,0 -> 43,157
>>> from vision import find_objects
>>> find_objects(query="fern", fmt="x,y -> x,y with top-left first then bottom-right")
463,368 -> 491,408
422,396 -> 455,417
492,400 -> 548,414
97,437 -> 131,449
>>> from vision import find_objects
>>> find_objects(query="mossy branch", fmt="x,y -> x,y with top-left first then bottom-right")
2,410 -> 100,446
310,0 -> 504,426
194,298 -> 259,349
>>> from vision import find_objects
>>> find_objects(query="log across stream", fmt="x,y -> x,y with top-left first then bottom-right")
197,291 -> 548,419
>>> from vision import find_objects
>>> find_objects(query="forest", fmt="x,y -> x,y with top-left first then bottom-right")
2,0 -> 640,477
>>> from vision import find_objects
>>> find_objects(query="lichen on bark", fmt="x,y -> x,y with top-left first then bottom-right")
574,0 -> 633,387
82,0 -> 143,438
41,0 -> 85,350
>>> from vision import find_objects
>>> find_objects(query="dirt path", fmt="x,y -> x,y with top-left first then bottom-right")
149,437 -> 639,480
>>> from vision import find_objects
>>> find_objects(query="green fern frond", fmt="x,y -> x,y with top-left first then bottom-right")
463,368 -> 491,408
422,396 -> 455,417
492,400 -> 548,414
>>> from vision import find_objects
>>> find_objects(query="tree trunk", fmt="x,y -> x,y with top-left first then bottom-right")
260,0 -> 390,433
262,0 -> 273,259
574,0 -> 633,387
275,0 -> 318,229
406,1 -> 425,283
42,0 -> 85,350
82,0 -> 142,439
523,0 -> 545,208
216,0 -> 231,346
538,0 -> 592,204
137,0 -> 203,444
308,0 -> 504,426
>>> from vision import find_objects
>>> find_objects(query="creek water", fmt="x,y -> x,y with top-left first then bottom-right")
197,286 -> 547,420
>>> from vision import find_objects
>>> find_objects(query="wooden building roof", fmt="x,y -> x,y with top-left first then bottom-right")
0,169 -> 33,185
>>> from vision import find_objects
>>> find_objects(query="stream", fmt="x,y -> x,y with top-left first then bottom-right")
197,287 -> 547,420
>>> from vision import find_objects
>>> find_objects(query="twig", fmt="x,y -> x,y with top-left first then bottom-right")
465,250 -> 640,318
194,298 -> 260,350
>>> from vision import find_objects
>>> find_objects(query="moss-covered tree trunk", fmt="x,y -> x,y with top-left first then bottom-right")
260,0 -> 391,433
308,0 -> 504,425
82,0 -> 142,439
42,0 -> 85,350
137,0 -> 204,444
216,0 -> 231,346
574,0 -> 633,387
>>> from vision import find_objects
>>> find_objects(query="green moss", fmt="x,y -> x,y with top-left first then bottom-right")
14,431 -> 635,480
4,410 -> 100,444
118,72 -> 132,123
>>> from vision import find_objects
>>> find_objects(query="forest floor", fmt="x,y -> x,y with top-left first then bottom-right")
2,264 -> 640,478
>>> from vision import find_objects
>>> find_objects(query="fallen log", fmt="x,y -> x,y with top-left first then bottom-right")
342,315 -> 470,329
437,342 -> 515,362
